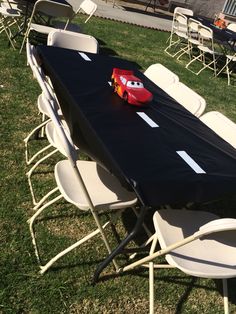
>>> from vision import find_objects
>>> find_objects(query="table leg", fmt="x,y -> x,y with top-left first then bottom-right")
93,206 -> 148,284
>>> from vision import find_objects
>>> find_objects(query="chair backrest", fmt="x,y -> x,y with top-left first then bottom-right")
165,82 -> 206,117
173,12 -> 188,36
144,63 -> 179,91
227,23 -> 236,32
187,18 -> 201,43
173,6 -> 193,16
200,111 -> 236,149
32,0 -> 73,19
77,0 -> 97,23
188,17 -> 201,33
47,29 -> 99,53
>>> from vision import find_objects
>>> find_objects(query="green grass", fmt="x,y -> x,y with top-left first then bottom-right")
0,15 -> 236,314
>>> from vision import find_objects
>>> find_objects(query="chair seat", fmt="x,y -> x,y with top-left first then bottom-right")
175,30 -> 188,39
198,45 -> 221,55
30,23 -> 56,34
154,209 -> 236,279
55,160 -> 137,211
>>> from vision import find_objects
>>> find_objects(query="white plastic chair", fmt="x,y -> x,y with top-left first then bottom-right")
0,0 -> 22,48
27,67 -> 138,274
200,111 -> 236,148
166,6 -> 193,43
227,23 -> 236,32
165,12 -> 189,58
144,63 -> 179,91
165,81 -> 206,117
123,209 -> 236,314
183,18 -> 202,64
20,0 -> 74,53
186,24 -> 223,76
47,29 -> 99,53
53,0 -> 97,32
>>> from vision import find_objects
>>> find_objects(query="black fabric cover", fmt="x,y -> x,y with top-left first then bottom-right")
37,46 -> 236,207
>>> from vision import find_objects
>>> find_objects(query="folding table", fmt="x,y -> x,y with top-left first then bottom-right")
37,45 -> 236,281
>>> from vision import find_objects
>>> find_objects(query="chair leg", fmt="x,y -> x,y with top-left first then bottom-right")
223,279 -> 229,314
24,119 -> 50,164
40,221 -> 111,275
28,193 -> 64,265
27,148 -> 58,205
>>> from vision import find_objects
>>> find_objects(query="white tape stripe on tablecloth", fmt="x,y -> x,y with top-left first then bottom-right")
176,151 -> 206,174
137,112 -> 159,128
78,52 -> 91,61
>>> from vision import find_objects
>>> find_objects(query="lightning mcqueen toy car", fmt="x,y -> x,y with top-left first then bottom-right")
111,68 -> 153,107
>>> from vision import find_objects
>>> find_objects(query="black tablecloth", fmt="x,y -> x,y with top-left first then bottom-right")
37,46 -> 236,207
195,16 -> 236,49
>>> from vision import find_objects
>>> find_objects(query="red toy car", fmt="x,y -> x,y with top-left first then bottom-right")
111,68 -> 153,107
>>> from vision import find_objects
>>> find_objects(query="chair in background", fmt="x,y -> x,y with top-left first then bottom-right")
200,111 -> 236,148
27,66 -> 138,274
53,0 -> 97,32
122,209 -> 236,314
0,0 -> 22,48
165,12 -> 190,58
20,0 -> 74,53
165,81 -> 206,117
47,29 -> 99,53
144,63 -> 179,91
183,18 -> 202,64
186,24 -> 223,76
166,6 -> 193,43
227,23 -> 236,32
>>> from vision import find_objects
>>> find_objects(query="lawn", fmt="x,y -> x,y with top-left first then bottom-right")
0,14 -> 236,314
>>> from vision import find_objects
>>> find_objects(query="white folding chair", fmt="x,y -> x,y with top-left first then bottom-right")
144,63 -> 179,91
53,0 -> 97,32
165,81 -> 206,117
166,6 -> 193,44
182,18 -> 202,64
122,209 -> 236,314
186,24 -> 223,76
0,0 -> 22,49
20,0 -> 74,53
165,12 -> 189,58
47,29 -> 99,53
200,111 -> 236,148
27,66 -> 138,275
227,23 -> 236,32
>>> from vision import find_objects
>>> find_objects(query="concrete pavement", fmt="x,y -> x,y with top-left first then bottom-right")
93,0 -> 173,31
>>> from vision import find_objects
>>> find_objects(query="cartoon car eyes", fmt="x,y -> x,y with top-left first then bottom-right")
126,81 -> 144,88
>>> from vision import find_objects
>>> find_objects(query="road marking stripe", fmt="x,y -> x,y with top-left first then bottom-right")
137,112 -> 159,128
176,151 -> 206,174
